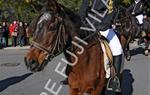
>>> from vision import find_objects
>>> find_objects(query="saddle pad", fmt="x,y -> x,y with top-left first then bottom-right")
100,40 -> 113,78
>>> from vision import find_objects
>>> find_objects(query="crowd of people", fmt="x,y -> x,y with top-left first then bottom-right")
0,21 -> 30,49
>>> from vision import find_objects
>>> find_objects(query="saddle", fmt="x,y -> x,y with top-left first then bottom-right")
99,36 -> 122,92
99,36 -> 114,78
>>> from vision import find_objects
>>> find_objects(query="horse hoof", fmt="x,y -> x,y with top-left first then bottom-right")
144,50 -> 149,56
126,56 -> 131,61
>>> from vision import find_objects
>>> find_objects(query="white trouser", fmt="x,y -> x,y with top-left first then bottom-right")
100,29 -> 123,56
136,14 -> 144,24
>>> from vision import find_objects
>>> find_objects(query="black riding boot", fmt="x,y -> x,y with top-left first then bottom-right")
60,65 -> 72,85
107,54 -> 123,92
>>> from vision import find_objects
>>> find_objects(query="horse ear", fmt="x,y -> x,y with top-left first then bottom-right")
30,1 -> 44,13
45,0 -> 60,12
30,0 -> 60,13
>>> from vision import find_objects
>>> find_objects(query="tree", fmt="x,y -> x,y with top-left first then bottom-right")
0,0 -> 36,23
58,0 -> 82,11
0,0 -> 136,23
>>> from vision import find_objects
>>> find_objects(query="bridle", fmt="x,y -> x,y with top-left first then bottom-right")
31,7 -> 101,62
31,40 -> 63,61
31,11 -> 67,61
31,31 -> 100,62
31,8 -> 66,61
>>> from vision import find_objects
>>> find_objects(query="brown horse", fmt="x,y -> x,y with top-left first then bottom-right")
114,6 -> 150,61
24,0 -> 107,95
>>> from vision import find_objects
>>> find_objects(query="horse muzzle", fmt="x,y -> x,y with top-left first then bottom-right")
24,57 -> 48,72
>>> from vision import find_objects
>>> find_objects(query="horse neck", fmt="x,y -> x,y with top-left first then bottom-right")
64,39 -> 103,74
60,6 -> 103,69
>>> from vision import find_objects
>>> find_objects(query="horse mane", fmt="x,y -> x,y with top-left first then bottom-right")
59,4 -> 98,42
59,4 -> 82,27
29,1 -> 98,44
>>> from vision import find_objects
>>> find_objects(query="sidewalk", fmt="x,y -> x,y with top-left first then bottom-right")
3,46 -> 30,50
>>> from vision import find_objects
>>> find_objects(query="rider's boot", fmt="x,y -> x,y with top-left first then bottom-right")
107,54 -> 123,92
138,24 -> 146,45
60,65 -> 72,85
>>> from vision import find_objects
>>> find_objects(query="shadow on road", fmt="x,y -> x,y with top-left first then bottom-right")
121,69 -> 134,95
0,73 -> 32,92
104,69 -> 134,95
130,47 -> 146,56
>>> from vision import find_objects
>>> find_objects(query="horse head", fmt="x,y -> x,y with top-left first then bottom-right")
114,6 -> 132,32
24,0 -> 71,72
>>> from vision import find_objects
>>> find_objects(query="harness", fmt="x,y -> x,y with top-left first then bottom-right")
31,9 -> 102,62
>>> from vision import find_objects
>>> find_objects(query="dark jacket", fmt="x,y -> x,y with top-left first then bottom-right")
18,26 -> 26,36
127,1 -> 145,16
97,11 -> 115,31
0,25 -> 2,37
2,26 -> 9,37
0,26 -> 7,37
79,0 -> 116,31
91,0 -> 116,31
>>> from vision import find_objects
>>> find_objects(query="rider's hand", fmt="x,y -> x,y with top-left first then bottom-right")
144,15 -> 147,19
112,24 -> 116,29
131,12 -> 135,15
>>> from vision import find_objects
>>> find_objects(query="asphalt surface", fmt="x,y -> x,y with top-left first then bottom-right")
0,43 -> 149,95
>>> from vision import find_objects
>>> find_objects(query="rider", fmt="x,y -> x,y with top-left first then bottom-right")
61,0 -> 123,92
92,0 -> 123,92
127,0 -> 147,44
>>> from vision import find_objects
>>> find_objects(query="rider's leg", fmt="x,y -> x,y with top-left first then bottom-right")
100,29 -> 123,92
136,14 -> 147,45
138,23 -> 147,45
60,64 -> 72,85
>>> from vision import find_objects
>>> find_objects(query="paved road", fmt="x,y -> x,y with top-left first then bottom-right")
0,44 -> 149,95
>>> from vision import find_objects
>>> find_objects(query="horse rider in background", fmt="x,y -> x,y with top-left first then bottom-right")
61,0 -> 124,93
127,0 -> 147,45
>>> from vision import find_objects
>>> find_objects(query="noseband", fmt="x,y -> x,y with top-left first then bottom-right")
31,12 -> 66,61
31,41 -> 59,61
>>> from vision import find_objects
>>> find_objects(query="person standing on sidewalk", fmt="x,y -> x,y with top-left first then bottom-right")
2,22 -> 9,47
24,23 -> 30,45
9,21 -> 18,47
0,24 -> 4,49
18,21 -> 26,46
9,24 -> 14,46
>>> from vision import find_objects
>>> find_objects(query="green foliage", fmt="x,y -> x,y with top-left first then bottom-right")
0,0 -> 36,23
0,0 -> 135,23
58,0 -> 82,11
122,0 -> 134,6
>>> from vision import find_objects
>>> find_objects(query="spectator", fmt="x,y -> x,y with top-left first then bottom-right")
9,24 -> 13,37
18,21 -> 26,46
9,21 -> 18,47
0,24 -> 4,49
24,22 -> 30,45
2,22 -> 9,47
14,21 -> 19,46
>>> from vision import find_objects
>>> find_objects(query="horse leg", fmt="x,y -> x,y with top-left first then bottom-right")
126,44 -> 131,61
144,36 -> 150,56
91,79 -> 105,95
91,71 -> 106,95
69,89 -> 81,95
119,35 -> 130,61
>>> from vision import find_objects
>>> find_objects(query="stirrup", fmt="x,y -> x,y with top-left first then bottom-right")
60,78 -> 69,85
106,76 -> 121,92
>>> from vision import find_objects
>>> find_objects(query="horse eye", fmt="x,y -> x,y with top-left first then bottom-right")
39,22 -> 43,28
30,45 -> 33,48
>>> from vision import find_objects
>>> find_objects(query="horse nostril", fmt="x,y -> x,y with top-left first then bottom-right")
24,57 -> 36,67
29,59 -> 36,65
